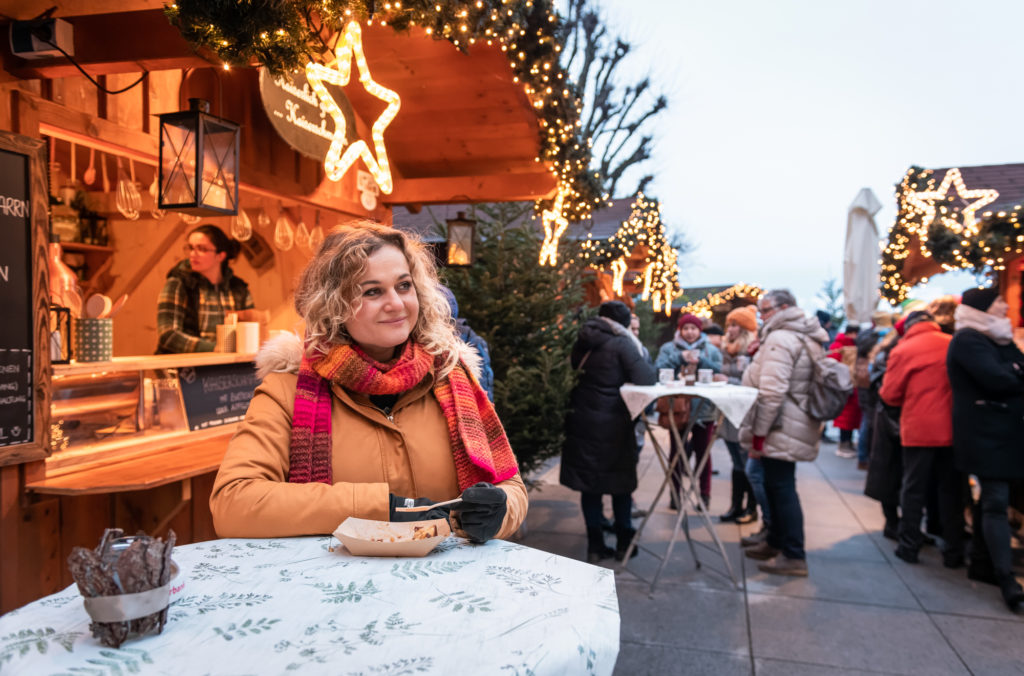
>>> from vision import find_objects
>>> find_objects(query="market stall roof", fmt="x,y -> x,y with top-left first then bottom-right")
882,163 -> 1024,302
1,6 -> 558,207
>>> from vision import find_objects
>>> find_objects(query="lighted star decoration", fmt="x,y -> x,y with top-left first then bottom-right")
305,21 -> 401,194
906,168 -> 998,237
539,184 -> 571,265
610,258 -> 627,295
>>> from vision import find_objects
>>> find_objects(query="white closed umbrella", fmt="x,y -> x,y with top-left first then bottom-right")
843,187 -> 883,324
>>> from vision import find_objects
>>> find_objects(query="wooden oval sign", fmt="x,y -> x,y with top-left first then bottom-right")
258,68 -> 357,161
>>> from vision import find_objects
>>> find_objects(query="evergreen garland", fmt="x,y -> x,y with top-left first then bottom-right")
881,165 -> 1024,305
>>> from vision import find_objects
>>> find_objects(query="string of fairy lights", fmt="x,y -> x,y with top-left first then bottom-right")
881,165 -> 1024,305
166,0 -> 603,221
579,194 -> 683,315
677,283 -> 764,319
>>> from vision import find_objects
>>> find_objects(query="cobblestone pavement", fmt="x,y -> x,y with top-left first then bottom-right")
517,428 -> 1024,675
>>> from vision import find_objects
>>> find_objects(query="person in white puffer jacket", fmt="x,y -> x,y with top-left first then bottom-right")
739,289 -> 829,577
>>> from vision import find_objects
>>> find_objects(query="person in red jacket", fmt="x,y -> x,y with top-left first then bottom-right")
828,325 -> 862,457
879,310 -> 964,567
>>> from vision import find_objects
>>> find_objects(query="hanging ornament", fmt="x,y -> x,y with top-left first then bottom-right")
180,213 -> 201,225
296,219 -> 311,254
274,208 -> 295,251
257,208 -> 271,228
310,212 -> 324,252
231,208 -> 253,241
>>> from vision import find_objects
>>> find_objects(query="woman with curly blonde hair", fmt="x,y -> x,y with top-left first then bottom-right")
211,222 -> 527,543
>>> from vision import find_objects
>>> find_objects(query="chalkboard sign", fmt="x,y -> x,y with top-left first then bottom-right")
178,361 -> 258,431
0,145 -> 34,449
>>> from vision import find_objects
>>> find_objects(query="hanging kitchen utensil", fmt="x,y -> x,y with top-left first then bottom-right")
101,151 -> 110,194
83,147 -> 96,185
149,175 -> 165,220
127,159 -> 143,215
273,208 -> 294,251
230,208 -> 253,241
115,156 -> 138,220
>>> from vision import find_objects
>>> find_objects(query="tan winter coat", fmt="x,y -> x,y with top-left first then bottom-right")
740,306 -> 828,462
210,334 -> 528,539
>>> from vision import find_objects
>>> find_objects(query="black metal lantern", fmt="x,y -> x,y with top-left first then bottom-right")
158,98 -> 240,215
445,211 -> 476,266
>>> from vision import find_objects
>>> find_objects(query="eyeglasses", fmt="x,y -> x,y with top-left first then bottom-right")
184,244 -> 217,255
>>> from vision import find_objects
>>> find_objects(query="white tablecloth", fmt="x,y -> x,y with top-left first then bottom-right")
620,383 -> 759,427
0,536 -> 619,675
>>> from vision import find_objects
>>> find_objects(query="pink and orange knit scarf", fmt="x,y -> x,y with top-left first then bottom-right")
287,340 -> 519,491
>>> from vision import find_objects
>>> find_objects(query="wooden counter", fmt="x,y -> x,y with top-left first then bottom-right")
53,351 -> 257,377
25,426 -> 235,495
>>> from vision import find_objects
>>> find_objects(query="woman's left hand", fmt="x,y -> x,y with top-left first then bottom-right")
454,482 -> 507,543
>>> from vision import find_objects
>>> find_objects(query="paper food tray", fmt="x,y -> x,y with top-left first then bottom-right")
333,517 -> 451,557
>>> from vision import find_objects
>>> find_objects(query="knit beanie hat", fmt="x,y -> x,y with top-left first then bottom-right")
960,287 -> 1000,312
703,323 -> 724,336
677,313 -> 703,331
725,306 -> 758,333
598,300 -> 632,328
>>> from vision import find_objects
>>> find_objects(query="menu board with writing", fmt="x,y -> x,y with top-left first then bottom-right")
0,146 -> 34,449
177,362 -> 258,431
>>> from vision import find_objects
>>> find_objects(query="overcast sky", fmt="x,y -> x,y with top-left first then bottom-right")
583,0 -> 1024,313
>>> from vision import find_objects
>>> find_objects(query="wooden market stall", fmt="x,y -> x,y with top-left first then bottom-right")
0,3 -> 579,611
881,163 -> 1024,339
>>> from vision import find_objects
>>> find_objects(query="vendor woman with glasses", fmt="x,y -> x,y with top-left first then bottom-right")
156,224 -> 255,353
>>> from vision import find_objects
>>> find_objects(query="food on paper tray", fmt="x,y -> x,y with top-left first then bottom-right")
333,517 -> 451,557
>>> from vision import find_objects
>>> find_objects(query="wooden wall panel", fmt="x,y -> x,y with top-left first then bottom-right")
57,493 -> 112,588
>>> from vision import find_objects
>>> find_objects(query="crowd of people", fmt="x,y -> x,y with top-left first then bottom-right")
560,286 -> 1024,613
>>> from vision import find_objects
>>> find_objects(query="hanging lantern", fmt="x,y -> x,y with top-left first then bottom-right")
445,211 -> 476,267
158,98 -> 240,216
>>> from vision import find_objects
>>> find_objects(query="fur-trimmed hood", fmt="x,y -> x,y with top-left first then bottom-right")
255,332 -> 483,381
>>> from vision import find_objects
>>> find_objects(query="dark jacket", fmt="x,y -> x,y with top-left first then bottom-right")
561,317 -> 657,494
947,328 -> 1024,479
455,318 -> 494,401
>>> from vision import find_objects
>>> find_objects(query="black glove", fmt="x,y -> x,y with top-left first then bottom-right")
388,494 -> 451,523
455,482 -> 507,543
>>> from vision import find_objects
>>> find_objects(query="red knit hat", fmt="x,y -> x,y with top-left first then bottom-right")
677,313 -> 703,331
725,306 -> 758,333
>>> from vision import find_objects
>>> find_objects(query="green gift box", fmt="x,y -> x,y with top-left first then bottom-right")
75,318 -> 113,362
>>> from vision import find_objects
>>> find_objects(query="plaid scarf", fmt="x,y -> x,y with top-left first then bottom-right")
288,340 -> 519,490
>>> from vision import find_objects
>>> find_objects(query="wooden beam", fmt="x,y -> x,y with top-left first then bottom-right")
2,10 -> 212,79
4,1 -> 162,21
385,172 -> 557,205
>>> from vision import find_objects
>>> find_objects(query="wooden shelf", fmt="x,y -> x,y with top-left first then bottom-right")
27,428 -> 234,496
59,242 -> 113,297
53,352 -> 256,377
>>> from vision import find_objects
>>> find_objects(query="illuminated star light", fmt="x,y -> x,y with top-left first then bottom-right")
306,21 -> 401,194
539,185 -> 570,265
906,168 -> 998,237
610,258 -> 627,294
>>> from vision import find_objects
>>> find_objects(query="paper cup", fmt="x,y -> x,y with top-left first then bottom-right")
658,368 -> 675,384
697,368 -> 713,384
215,324 -> 236,352
235,321 -> 260,354
74,318 -> 113,362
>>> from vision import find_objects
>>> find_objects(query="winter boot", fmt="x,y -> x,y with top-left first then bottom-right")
997,573 -> 1024,612
719,470 -> 747,523
614,525 -> 638,562
586,527 -> 615,564
736,475 -> 758,524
